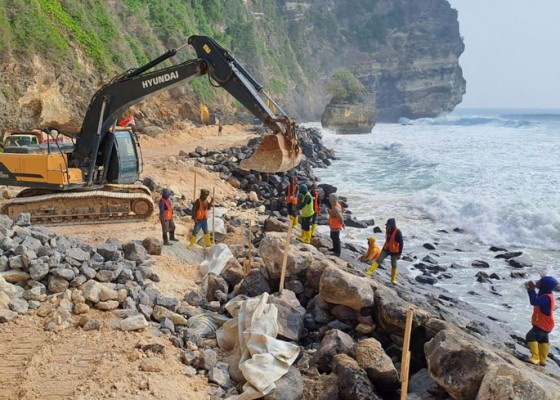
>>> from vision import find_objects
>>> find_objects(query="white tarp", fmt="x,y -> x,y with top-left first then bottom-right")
199,243 -> 234,278
217,293 -> 300,400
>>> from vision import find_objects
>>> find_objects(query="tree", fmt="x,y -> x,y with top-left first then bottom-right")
326,69 -> 367,103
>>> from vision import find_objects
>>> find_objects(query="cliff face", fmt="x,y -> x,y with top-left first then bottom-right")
278,0 -> 466,121
0,0 -> 464,130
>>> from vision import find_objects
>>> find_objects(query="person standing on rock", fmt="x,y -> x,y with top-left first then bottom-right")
297,184 -> 314,243
309,184 -> 320,238
525,275 -> 557,366
159,188 -> 178,246
368,218 -> 403,284
188,188 -> 214,249
328,193 -> 344,256
286,175 -> 299,229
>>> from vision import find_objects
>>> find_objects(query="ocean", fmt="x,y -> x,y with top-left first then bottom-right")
306,108 -> 560,347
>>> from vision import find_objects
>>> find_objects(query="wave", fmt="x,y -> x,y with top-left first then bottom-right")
402,115 -> 539,128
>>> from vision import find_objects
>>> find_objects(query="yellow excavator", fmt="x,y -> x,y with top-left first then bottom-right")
0,35 -> 302,225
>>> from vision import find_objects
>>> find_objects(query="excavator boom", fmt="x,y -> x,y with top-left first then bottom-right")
0,36 -> 301,224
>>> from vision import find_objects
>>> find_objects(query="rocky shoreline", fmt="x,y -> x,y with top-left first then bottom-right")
1,126 -> 560,399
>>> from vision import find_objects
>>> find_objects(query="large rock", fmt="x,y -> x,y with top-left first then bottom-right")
373,286 -> 431,335
268,290 -> 305,341
321,101 -> 376,134
477,362 -> 560,400
424,329 -> 502,400
263,366 -> 304,400
319,266 -> 374,310
310,329 -> 355,374
332,354 -> 380,400
259,232 -> 314,279
355,338 -> 399,392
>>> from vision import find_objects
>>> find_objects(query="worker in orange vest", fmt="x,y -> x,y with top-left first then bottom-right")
368,218 -> 403,284
286,176 -> 299,228
159,188 -> 178,246
188,188 -> 214,249
525,275 -> 557,366
309,184 -> 320,237
328,193 -> 345,256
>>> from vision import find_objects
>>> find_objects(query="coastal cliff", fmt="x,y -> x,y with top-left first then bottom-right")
0,0 -> 464,130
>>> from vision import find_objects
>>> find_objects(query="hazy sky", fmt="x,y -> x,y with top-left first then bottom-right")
447,0 -> 560,109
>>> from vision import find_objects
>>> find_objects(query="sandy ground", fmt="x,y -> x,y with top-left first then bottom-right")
0,124 -> 263,400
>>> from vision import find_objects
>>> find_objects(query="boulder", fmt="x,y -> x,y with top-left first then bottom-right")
319,266 -> 374,310
355,338 -> 399,392
268,290 -> 305,341
332,354 -> 380,400
259,232 -> 314,279
310,329 -> 355,373
321,100 -> 376,135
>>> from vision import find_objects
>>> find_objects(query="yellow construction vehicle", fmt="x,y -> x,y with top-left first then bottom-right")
0,35 -> 302,225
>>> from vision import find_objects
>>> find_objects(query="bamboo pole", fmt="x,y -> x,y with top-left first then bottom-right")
400,307 -> 414,400
212,187 -> 216,244
278,219 -> 293,293
245,218 -> 253,276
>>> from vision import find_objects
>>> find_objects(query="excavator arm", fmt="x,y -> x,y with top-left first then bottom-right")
72,35 -> 301,184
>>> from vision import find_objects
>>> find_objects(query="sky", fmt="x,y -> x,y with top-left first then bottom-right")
447,0 -> 560,109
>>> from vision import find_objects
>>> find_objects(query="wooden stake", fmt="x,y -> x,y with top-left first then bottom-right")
278,220 -> 293,293
193,172 -> 197,203
212,187 -> 216,244
400,307 -> 414,400
245,218 -> 253,276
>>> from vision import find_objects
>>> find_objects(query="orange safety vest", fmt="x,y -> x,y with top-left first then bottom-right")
195,199 -> 208,221
160,198 -> 173,221
383,228 -> 401,254
286,182 -> 298,205
312,192 -> 320,213
329,203 -> 343,229
532,293 -> 555,332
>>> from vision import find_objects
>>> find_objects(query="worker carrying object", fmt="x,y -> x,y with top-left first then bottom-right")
309,184 -> 320,238
297,184 -> 314,244
362,236 -> 381,265
286,176 -> 299,228
368,218 -> 403,284
159,188 -> 178,246
188,189 -> 214,249
525,275 -> 557,366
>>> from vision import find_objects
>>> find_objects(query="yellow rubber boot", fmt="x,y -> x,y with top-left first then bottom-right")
391,267 -> 398,285
310,223 -> 317,237
538,342 -> 550,366
304,230 -> 311,244
527,341 -> 540,365
292,215 -> 299,229
204,233 -> 213,247
366,261 -> 378,275
188,235 -> 197,250
298,230 -> 307,243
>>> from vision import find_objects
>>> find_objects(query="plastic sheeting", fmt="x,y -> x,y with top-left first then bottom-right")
199,243 -> 234,278
217,293 -> 300,400
186,312 -> 231,337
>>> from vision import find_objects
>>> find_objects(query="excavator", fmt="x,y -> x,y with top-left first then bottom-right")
0,35 -> 302,225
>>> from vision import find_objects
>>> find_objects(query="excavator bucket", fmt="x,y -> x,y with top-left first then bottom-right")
240,133 -> 302,173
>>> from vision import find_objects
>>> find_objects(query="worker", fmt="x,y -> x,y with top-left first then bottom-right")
286,175 -> 299,228
368,218 -> 403,284
159,188 -> 178,246
328,193 -> 344,256
298,184 -> 314,243
309,184 -> 320,238
525,275 -> 557,366
188,188 -> 214,249
362,237 -> 382,272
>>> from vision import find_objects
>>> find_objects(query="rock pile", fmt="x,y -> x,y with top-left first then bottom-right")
1,210 -> 560,399
181,125 -> 374,230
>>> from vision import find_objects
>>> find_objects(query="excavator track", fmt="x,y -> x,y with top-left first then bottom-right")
1,189 -> 154,226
